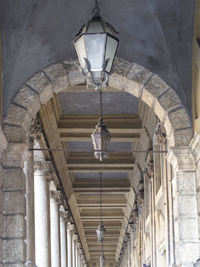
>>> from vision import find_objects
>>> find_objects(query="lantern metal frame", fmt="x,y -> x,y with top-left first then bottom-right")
194,259 -> 200,267
74,0 -> 119,90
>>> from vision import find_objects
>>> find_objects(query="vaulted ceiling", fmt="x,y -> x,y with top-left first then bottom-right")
1,0 -> 194,116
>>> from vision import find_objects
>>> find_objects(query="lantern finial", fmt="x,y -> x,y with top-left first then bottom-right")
93,0 -> 100,18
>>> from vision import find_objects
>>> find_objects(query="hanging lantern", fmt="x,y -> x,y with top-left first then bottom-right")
74,0 -> 119,89
96,221 -> 105,242
99,253 -> 106,267
194,259 -> 200,267
91,118 -> 111,161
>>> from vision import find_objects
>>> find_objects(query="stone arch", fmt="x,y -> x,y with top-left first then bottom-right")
1,57 -> 192,151
0,58 -> 196,267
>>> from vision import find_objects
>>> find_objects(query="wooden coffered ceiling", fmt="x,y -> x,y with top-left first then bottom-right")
39,89 -> 143,265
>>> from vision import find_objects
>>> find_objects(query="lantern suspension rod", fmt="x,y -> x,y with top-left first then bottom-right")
93,0 -> 100,16
100,172 -> 102,223
99,89 -> 103,119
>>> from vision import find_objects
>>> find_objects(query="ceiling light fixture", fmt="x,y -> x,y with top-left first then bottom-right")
74,0 -> 119,91
91,89 -> 111,161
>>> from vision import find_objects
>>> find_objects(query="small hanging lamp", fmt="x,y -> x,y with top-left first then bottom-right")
99,252 -> 106,267
96,173 -> 106,242
91,89 -> 111,161
96,173 -> 106,266
74,0 -> 119,90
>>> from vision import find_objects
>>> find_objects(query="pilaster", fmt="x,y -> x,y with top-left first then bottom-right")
167,147 -> 200,266
0,144 -> 30,266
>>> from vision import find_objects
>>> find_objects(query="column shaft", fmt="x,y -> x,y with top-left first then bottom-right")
60,214 -> 68,267
34,165 -> 51,267
50,192 -> 61,267
67,224 -> 73,267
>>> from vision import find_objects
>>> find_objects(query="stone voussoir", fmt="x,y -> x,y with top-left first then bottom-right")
144,74 -> 169,97
26,71 -> 53,104
4,104 -> 32,132
0,127 -> 8,158
44,63 -> 69,93
158,88 -> 182,112
13,85 -> 40,119
174,128 -> 193,146
114,57 -> 132,76
63,61 -> 85,86
3,125 -> 26,143
168,107 -> 191,130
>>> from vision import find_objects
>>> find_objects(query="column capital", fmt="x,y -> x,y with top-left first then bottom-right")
72,233 -> 79,242
67,222 -> 75,231
155,122 -> 167,144
60,209 -> 70,222
50,190 -> 62,205
34,160 -> 53,181
166,147 -> 196,172
143,160 -> 154,180
29,117 -> 42,141
76,242 -> 81,249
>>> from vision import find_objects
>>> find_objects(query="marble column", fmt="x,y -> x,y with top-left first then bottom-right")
34,161 -> 51,267
67,223 -> 74,267
60,208 -> 68,267
76,243 -> 81,267
24,137 -> 35,267
72,233 -> 78,267
50,187 -> 61,267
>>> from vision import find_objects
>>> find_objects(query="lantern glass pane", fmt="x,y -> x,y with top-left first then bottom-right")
74,35 -> 87,69
85,34 -> 106,71
87,21 -> 104,33
105,36 -> 119,73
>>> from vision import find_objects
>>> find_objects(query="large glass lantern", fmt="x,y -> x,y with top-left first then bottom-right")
74,2 -> 119,89
91,118 -> 111,161
194,259 -> 200,267
96,221 -> 105,242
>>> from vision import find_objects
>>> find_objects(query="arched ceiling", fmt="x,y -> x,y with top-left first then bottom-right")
1,0 -> 194,115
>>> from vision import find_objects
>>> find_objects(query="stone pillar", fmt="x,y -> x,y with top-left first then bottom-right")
167,147 -> 200,266
50,188 -> 61,267
34,160 -> 51,267
24,137 -> 35,267
0,143 -> 30,265
60,209 -> 68,267
67,223 -> 74,267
